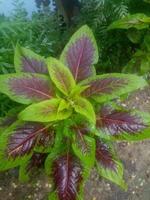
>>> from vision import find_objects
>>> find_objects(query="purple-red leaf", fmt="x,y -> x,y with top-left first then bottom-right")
22,57 -> 48,74
0,73 -> 54,104
83,77 -> 127,98
37,128 -> 55,147
81,74 -> 147,103
96,139 -> 126,189
53,154 -> 82,200
8,122 -> 47,158
96,140 -> 116,170
27,153 -> 47,172
15,45 -> 48,74
96,106 -> 146,136
60,25 -> 98,82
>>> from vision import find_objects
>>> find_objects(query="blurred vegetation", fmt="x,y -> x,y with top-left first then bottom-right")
1,0 -> 150,116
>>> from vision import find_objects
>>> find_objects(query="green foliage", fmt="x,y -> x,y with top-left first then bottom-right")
0,25 -> 150,200
108,11 -> 150,78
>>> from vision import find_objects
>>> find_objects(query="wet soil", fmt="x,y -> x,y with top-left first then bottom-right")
0,87 -> 150,200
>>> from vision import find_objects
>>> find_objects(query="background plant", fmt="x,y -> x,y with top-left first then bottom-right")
0,25 -> 150,200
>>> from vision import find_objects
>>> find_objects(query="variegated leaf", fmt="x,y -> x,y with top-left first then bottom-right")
53,154 -> 82,200
60,25 -> 98,82
19,98 -> 72,122
96,106 -> 150,141
96,139 -> 126,189
15,44 -> 48,74
81,74 -> 147,103
47,58 -> 75,95
0,73 -> 54,104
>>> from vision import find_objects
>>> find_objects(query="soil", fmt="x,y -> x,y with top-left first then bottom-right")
0,87 -> 150,200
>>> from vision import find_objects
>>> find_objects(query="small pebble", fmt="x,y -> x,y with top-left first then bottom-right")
12,182 -> 17,189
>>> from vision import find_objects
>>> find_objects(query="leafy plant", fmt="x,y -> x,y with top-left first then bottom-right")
0,25 -> 150,200
108,13 -> 150,78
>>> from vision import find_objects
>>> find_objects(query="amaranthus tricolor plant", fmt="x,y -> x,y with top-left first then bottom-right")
0,25 -> 150,200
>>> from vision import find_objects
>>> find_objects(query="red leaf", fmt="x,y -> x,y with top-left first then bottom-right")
71,124 -> 89,136
53,154 -> 82,200
66,36 -> 95,82
37,128 -> 55,147
83,77 -> 127,97
27,153 -> 47,172
10,74 -> 54,102
61,25 -> 99,82
8,122 -> 47,158
96,107 -> 146,136
22,57 -> 48,74
96,140 -> 116,170
72,124 -> 91,154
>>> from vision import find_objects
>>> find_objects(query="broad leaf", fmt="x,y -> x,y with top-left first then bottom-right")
15,44 -> 48,74
0,121 -> 46,170
127,29 -> 142,44
7,122 -> 47,158
123,50 -> 150,75
96,106 -> 150,141
96,139 -> 127,189
144,0 -> 150,3
81,74 -> 147,103
19,98 -> 72,122
108,13 -> 150,30
72,126 -> 95,167
52,154 -> 82,200
60,25 -> 98,82
47,58 -> 75,95
73,97 -> 96,124
0,73 -> 54,104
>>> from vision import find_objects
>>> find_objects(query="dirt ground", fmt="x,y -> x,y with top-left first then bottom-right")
0,87 -> 150,200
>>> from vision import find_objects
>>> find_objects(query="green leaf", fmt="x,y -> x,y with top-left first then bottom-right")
48,192 -> 59,200
96,139 -> 127,189
124,49 -> 150,75
47,57 -> 76,95
57,99 -> 70,112
70,84 -> 89,98
108,13 -> 150,30
19,98 -> 72,122
81,73 -> 147,103
73,97 -> 96,124
19,161 -> 30,182
72,134 -> 96,168
0,73 -> 54,104
127,29 -> 142,44
144,0 -> 150,4
14,44 -> 48,74
45,126 -> 66,175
